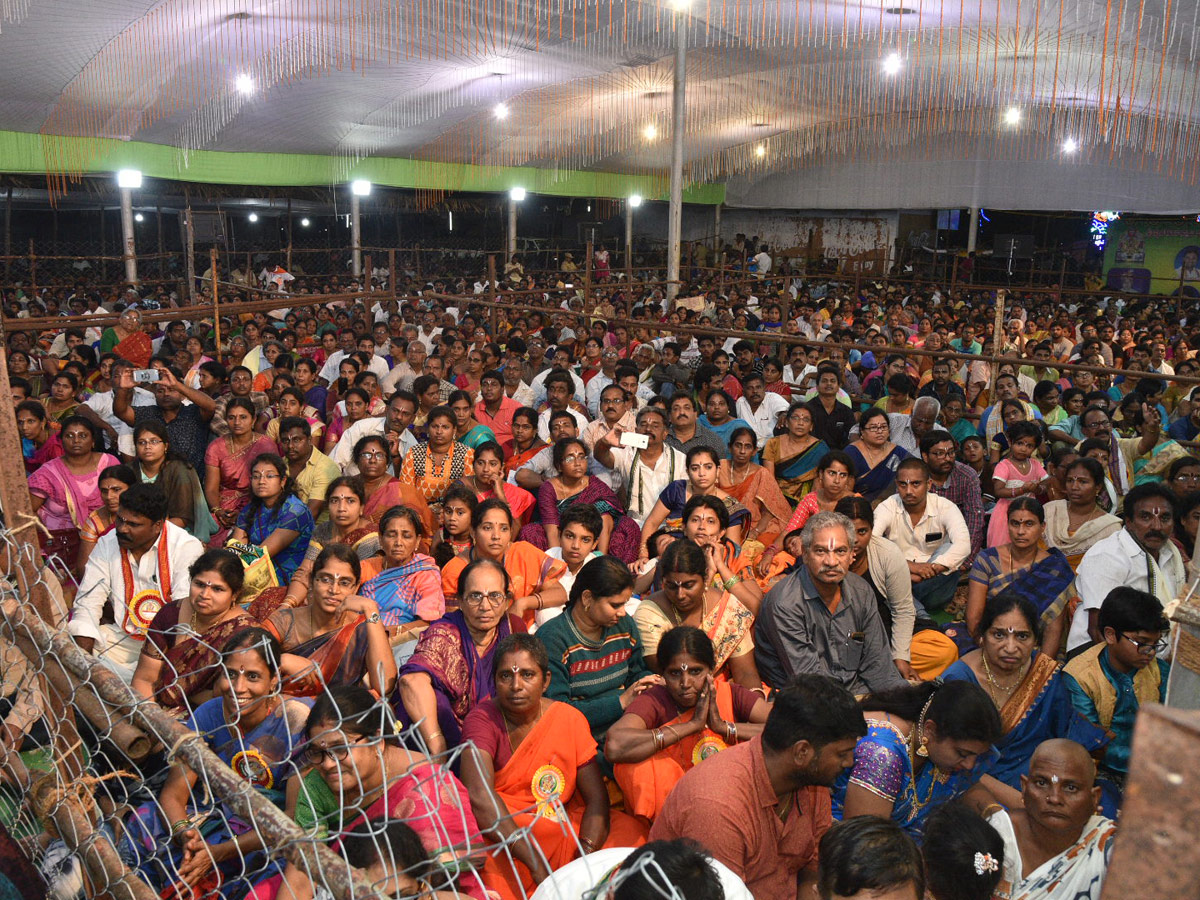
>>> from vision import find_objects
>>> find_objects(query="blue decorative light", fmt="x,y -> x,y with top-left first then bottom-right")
1091,211 -> 1120,250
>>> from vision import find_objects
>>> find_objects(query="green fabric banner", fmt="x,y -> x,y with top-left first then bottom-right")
0,130 -> 724,204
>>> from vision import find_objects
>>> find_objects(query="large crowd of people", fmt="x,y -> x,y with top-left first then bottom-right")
5,247 -> 1194,900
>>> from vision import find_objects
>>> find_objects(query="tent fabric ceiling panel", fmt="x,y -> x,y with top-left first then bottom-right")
0,1 -> 1197,207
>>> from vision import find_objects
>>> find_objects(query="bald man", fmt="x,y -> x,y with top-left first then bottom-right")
983,740 -> 1117,900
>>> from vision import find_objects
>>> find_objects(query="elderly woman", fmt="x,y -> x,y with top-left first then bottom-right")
536,557 -> 659,755
28,414 -> 119,573
353,434 -> 434,536
519,438 -> 640,562
127,628 -> 311,895
130,549 -> 259,713
359,505 -> 445,639
441,498 -> 567,619
761,402 -> 830,502
398,404 -> 475,508
462,634 -> 648,897
281,686 -> 485,900
264,545 -> 396,698
396,559 -> 528,757
607,626 -> 769,822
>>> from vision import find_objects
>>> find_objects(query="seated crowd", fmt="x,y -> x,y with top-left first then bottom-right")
9,262 -> 1195,899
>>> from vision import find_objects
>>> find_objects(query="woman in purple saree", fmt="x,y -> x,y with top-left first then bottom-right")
394,558 -> 526,759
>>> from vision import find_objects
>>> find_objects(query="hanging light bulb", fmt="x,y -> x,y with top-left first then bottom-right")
882,53 -> 903,76
493,102 -> 510,120
643,123 -> 658,141
1003,106 -> 1022,126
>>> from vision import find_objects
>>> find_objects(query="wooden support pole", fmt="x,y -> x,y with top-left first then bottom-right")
487,255 -> 499,336
584,240 -> 593,299
210,247 -> 221,349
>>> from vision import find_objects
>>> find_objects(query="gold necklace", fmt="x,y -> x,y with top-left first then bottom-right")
981,653 -> 1027,705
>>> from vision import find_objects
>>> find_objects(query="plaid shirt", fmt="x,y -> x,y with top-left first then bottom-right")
930,461 -> 985,568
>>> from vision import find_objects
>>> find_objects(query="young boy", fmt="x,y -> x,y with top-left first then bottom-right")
535,505 -> 604,628
1063,586 -> 1169,809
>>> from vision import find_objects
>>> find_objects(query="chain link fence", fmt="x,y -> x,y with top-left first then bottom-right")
0,519 -> 707,900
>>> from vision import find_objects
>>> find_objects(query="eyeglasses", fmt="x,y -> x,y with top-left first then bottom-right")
925,448 -> 956,458
358,450 -> 388,461
135,439 -> 164,448
863,424 -> 889,433
562,453 -> 587,464
302,736 -> 366,766
251,471 -> 282,481
1120,633 -> 1168,655
462,591 -> 508,608
314,573 -> 358,590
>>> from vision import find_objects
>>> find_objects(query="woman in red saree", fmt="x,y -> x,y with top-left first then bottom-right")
264,545 -> 396,698
353,434 -> 434,541
461,634 -> 647,899
607,626 -> 769,823
204,397 -> 276,545
458,441 -> 535,526
130,549 -> 259,713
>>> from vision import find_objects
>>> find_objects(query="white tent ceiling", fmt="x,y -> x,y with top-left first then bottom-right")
2,0 -> 1200,210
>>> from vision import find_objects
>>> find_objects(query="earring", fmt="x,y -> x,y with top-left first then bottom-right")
916,739 -> 929,758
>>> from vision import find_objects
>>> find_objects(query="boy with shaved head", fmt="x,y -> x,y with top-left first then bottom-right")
983,739 -> 1117,900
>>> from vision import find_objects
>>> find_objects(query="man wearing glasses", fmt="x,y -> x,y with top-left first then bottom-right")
920,430 -> 985,569
1064,587 -> 1170,809
1067,483 -> 1185,657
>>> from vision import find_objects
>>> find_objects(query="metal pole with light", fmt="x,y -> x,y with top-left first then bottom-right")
666,0 -> 689,301
350,180 -> 371,279
507,187 -> 526,261
116,169 -> 142,285
626,194 -> 642,280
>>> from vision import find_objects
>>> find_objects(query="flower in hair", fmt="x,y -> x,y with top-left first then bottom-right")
974,852 -> 1000,875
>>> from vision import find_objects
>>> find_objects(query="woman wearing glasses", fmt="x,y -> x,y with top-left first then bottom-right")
941,592 -> 1108,808
462,634 -> 647,897
228,453 -> 314,585
130,627 -> 311,896
845,407 -> 910,505
281,686 -> 486,900
396,558 -> 528,758
130,421 -> 217,543
263,544 -> 395,698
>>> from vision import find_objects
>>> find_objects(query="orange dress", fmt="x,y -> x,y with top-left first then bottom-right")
441,542 -> 566,621
462,700 -> 647,900
397,442 -> 474,505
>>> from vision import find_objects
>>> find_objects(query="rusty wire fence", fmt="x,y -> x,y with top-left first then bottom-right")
0,518 -> 700,900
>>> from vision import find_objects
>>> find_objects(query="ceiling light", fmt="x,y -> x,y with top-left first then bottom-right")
1062,137 -> 1079,154
755,144 -> 766,158
1003,106 -> 1021,126
509,186 -> 526,202
669,0 -> 692,9
882,53 -> 903,76
493,102 -> 510,120
248,212 -> 258,222
116,169 -> 142,189
235,73 -> 255,95
628,194 -> 643,208
134,213 -> 144,222
300,217 -> 311,227
643,123 -> 658,140
351,179 -> 372,196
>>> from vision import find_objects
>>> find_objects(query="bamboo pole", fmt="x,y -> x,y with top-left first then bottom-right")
210,247 -> 220,349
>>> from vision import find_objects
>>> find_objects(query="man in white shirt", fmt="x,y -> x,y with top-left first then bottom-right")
414,311 -> 443,353
735,372 -> 790,447
330,391 -> 419,474
68,484 -> 203,682
593,406 -> 687,526
380,340 -> 426,395
530,346 -> 586,407
1067,483 -> 1185,655
752,245 -> 772,276
316,329 -> 357,383
84,359 -> 156,454
584,347 -> 623,417
873,458 -> 971,615
537,371 -> 589,442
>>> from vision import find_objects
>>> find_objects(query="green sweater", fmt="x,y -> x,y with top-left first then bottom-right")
536,609 -> 650,748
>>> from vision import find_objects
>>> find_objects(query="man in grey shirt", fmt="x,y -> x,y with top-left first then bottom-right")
754,511 -> 906,695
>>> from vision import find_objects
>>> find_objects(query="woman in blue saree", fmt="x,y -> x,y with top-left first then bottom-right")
941,592 -> 1108,805
394,558 -> 526,760
126,627 -> 312,899
637,447 -> 751,556
958,497 -> 1075,656
844,407 -> 910,504
698,389 -> 751,458
833,679 -> 1002,839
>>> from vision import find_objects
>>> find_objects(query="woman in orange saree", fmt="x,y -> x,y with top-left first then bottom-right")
607,626 -> 769,823
461,634 -> 647,900
719,426 -> 793,550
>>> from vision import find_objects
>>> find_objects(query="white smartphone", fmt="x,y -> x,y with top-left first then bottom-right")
620,431 -> 650,450
132,369 -> 160,384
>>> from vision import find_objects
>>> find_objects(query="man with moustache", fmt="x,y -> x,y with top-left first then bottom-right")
650,675 -> 867,900
753,512 -> 906,694
1067,482 -> 1185,656
68,483 -> 203,682
985,739 -> 1117,900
